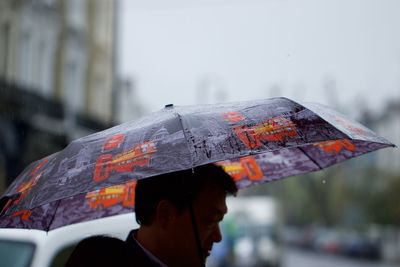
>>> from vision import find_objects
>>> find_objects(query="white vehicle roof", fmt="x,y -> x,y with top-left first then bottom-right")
0,213 -> 138,267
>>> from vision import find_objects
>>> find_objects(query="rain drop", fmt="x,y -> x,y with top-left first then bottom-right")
322,180 -> 326,184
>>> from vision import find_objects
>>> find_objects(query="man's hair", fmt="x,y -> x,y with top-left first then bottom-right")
135,164 -> 237,226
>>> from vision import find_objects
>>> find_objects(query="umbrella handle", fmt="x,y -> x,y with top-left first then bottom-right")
188,201 -> 206,267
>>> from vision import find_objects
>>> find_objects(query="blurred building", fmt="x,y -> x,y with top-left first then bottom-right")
115,78 -> 146,123
0,0 -> 118,191
374,100 -> 400,172
55,0 -> 117,138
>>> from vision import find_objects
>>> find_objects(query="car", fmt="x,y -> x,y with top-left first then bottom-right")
313,229 -> 343,254
341,232 -> 381,260
0,213 -> 138,267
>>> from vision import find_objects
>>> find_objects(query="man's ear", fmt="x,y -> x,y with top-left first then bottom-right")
155,200 -> 177,230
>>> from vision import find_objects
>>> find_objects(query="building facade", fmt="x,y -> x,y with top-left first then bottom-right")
0,0 -> 118,192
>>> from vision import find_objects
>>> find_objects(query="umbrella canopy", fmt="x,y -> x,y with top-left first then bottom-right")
0,97 -> 395,230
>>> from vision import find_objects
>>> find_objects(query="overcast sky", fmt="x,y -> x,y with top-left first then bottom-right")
119,0 -> 400,117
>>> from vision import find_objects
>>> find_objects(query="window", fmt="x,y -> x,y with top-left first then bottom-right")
0,239 -> 35,267
20,32 -> 32,86
0,23 -> 9,76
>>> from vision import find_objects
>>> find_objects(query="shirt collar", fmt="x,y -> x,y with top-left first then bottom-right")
132,231 -> 169,267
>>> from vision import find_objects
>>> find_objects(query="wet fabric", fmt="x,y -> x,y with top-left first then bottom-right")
0,97 -> 394,230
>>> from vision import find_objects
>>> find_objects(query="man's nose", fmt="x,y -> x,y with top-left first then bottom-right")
213,225 -> 223,243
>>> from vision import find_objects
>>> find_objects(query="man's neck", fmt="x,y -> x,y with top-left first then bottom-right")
136,227 -> 170,266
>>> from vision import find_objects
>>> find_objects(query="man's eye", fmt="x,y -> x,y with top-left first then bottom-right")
206,222 -> 218,230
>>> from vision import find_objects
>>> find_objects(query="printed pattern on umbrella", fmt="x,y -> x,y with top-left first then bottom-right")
0,180 -> 137,230
0,97 -> 395,230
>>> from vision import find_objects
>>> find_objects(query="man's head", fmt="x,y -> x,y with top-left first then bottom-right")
135,164 -> 237,267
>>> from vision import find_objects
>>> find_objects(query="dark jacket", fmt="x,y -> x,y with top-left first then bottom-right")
125,229 -> 165,267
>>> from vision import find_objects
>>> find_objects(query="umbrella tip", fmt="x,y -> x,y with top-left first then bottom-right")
165,104 -> 174,108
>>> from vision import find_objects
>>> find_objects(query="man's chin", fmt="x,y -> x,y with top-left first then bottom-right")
204,251 -> 210,258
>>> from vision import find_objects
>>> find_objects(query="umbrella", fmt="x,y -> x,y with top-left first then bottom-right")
0,97 -> 395,230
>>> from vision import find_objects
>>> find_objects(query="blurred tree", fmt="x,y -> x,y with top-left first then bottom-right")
241,164 -> 400,228
365,171 -> 400,226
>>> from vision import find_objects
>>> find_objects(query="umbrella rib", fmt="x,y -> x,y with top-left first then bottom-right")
175,112 -> 195,169
297,146 -> 323,171
46,199 -> 61,232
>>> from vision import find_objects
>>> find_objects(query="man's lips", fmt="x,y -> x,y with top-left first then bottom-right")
204,249 -> 212,258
